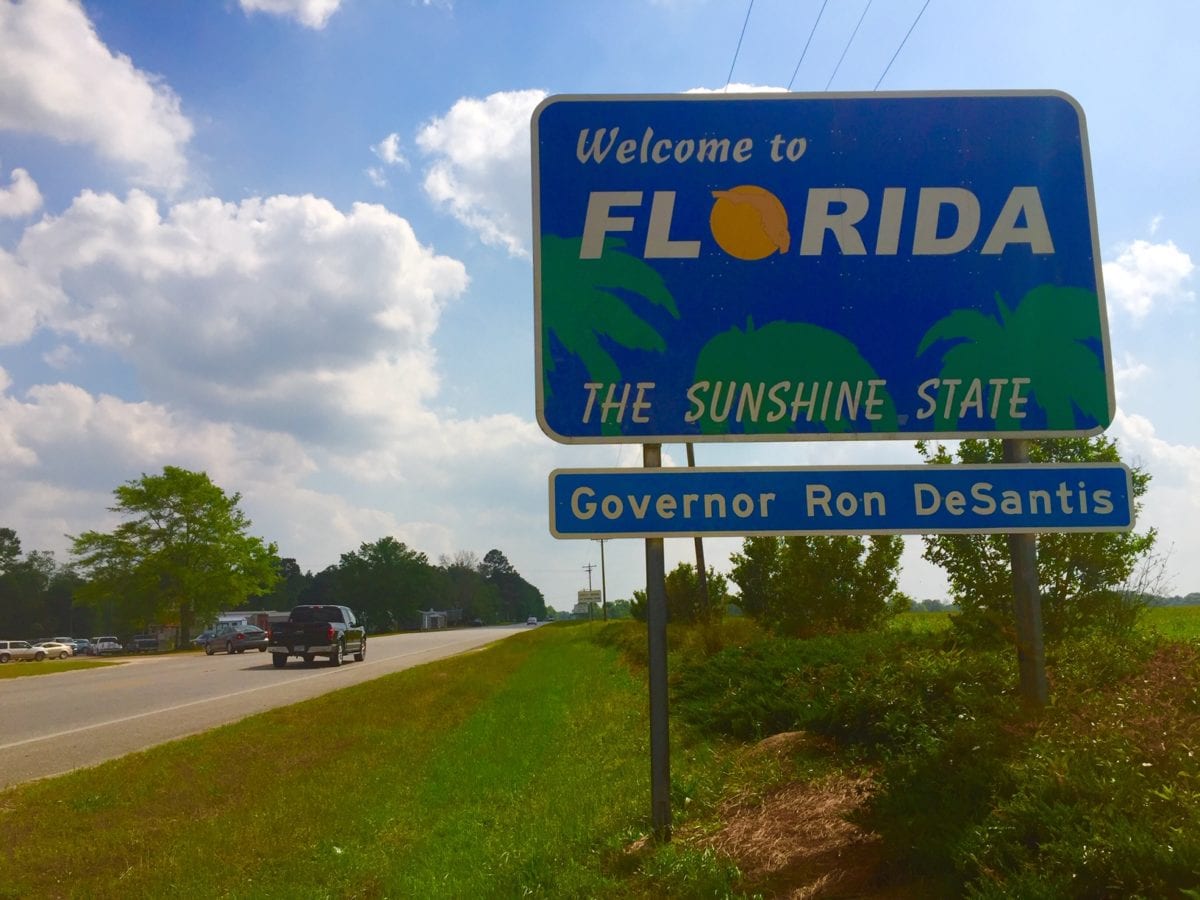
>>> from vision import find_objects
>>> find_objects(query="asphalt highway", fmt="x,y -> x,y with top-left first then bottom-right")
0,626 -> 523,790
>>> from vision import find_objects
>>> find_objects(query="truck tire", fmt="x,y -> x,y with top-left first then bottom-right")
205,643 -> 214,655
329,641 -> 342,667
0,652 -> 10,663
226,641 -> 234,655
354,638 -> 365,663
272,654 -> 287,668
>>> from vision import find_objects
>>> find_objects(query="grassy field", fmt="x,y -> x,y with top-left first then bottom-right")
3,610 -> 1198,897
0,625 -> 723,897
895,604 -> 1200,640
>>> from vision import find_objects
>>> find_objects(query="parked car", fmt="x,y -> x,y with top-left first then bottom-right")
0,640 -> 47,663
32,640 -> 74,659
90,636 -> 124,655
127,634 -> 161,653
191,629 -> 214,647
201,623 -> 269,655
72,638 -> 93,655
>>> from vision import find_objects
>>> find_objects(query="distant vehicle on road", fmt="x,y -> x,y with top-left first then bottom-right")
268,605 -> 366,668
526,617 -> 539,626
201,624 -> 268,655
0,640 -> 46,663
32,641 -> 74,659
90,636 -> 123,656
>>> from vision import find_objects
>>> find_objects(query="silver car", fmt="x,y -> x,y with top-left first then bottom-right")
32,640 -> 74,659
0,640 -> 48,663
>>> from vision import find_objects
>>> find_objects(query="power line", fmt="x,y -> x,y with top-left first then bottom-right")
787,0 -> 829,91
874,0 -> 932,90
724,0 -> 755,91
824,0 -> 874,91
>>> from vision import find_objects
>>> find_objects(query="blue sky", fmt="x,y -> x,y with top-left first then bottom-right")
0,0 -> 1196,610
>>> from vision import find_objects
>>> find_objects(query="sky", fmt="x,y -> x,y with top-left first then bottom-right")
0,0 -> 1196,612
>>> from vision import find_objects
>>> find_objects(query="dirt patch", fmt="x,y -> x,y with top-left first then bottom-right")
687,731 -> 932,898
701,771 -> 883,898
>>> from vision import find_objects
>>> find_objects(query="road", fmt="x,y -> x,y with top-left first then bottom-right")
0,626 -> 524,790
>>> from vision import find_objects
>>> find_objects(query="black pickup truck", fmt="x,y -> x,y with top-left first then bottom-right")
267,604 -> 366,668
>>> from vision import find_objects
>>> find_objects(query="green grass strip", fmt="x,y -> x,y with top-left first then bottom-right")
0,625 -> 655,898
0,658 -> 119,679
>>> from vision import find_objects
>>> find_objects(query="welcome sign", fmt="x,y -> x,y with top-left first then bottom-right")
532,91 -> 1113,444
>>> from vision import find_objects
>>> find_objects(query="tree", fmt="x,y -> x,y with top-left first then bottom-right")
0,527 -> 20,574
917,436 -> 1156,643
479,548 -> 545,622
332,537 -> 433,631
71,467 -> 279,645
664,562 -> 730,624
246,557 -> 311,612
730,534 -> 905,636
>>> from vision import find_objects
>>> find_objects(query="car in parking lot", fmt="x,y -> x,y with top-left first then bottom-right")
32,640 -> 74,659
72,638 -> 92,655
0,640 -> 47,662
90,636 -> 124,655
128,634 -> 161,653
201,623 -> 269,655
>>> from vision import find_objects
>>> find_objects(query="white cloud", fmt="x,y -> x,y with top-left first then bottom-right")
686,83 -> 788,94
1110,410 -> 1200,592
238,0 -> 344,29
0,0 -> 192,192
14,189 -> 469,446
373,132 -> 407,168
1113,352 -> 1151,399
1102,238 -> 1195,321
0,167 -> 42,217
0,371 -> 561,577
416,89 -> 547,258
365,133 -> 408,188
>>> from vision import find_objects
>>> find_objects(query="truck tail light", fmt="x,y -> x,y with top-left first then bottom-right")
327,625 -> 336,642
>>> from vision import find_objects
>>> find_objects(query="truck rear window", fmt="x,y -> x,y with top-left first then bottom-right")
290,606 -> 344,624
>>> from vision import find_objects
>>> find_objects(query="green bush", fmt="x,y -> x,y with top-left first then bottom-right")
672,630 -> 922,740
963,639 -> 1200,898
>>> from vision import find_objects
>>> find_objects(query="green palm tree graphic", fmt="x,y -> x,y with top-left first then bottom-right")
916,284 -> 1109,431
540,235 -> 680,428
691,319 -> 898,435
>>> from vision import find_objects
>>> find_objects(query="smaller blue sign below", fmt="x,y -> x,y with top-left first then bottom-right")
549,464 -> 1133,538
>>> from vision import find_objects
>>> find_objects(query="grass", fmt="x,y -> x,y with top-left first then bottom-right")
0,623 -> 727,898
0,658 -> 118,679
1142,604 -> 1200,640
4,609 -> 1200,897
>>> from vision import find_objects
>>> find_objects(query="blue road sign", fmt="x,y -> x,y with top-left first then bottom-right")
533,92 -> 1113,444
549,464 -> 1133,538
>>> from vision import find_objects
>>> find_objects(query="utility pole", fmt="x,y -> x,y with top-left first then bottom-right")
594,539 -> 609,620
583,562 -> 597,619
686,444 -> 711,620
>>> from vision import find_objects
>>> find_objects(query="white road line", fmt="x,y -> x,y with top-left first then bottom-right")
0,640 -> 472,752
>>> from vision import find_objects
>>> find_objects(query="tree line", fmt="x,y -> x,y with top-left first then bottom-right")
1,466 -> 543,645
0,434 -> 1163,648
